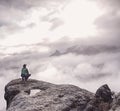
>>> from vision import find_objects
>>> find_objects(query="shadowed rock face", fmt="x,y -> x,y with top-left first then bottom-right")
4,79 -> 94,111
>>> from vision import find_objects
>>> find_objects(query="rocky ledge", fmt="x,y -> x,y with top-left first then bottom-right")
4,79 -> 120,111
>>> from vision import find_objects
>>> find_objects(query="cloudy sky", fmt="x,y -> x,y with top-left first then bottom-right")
0,0 -> 120,110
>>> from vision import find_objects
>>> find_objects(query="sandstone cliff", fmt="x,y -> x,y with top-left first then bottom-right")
4,79 -> 120,111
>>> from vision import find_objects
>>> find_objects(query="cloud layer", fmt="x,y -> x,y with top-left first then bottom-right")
94,0 -> 120,44
0,0 -> 69,39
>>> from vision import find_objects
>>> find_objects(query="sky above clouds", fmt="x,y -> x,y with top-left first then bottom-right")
0,0 -> 120,110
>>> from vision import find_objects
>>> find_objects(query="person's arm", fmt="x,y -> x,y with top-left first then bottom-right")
26,68 -> 29,74
21,68 -> 23,75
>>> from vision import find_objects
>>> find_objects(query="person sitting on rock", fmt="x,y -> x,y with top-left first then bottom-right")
21,64 -> 31,81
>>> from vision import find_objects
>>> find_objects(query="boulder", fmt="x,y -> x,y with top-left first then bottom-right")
85,84 -> 113,111
95,84 -> 112,103
4,80 -> 120,111
4,79 -> 93,111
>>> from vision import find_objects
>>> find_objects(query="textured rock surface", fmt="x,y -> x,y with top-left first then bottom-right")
85,84 -> 113,111
4,79 -> 94,111
4,79 -> 120,111
109,92 -> 120,111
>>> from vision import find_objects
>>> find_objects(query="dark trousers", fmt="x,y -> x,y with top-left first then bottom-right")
21,74 -> 31,81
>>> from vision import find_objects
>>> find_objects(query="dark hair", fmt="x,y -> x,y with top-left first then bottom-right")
23,64 -> 27,67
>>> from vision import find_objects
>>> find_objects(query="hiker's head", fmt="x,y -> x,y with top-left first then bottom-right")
23,64 -> 27,68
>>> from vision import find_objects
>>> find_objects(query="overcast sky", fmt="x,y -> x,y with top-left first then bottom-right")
0,0 -> 120,110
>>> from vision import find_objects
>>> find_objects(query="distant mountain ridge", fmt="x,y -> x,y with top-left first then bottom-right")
51,45 -> 120,56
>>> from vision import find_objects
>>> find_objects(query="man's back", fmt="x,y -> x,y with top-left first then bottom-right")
21,67 -> 29,75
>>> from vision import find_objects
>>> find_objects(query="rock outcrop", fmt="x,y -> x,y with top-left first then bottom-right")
85,84 -> 113,111
4,79 -> 94,111
4,79 -> 120,111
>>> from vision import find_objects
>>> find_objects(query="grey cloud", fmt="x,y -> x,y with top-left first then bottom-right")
0,24 -> 24,38
47,36 -> 120,53
0,109 -> 5,111
0,0 -> 31,10
93,63 -> 104,69
0,8 -> 34,38
50,43 -> 120,56
50,18 -> 64,30
38,37 -> 120,57
41,15 -> 64,30
0,0 -> 47,10
0,21 -> 9,27
0,50 -> 49,76
0,0 -> 69,10
0,5 -> 27,38
76,73 -> 111,82
94,0 -> 120,45
41,10 -> 65,30
50,51 -> 120,82
98,0 -> 120,10
95,10 -> 120,40
65,45 -> 120,55
0,5 -> 26,23
91,0 -> 120,10
27,23 -> 36,28
95,12 -> 120,30
0,0 -> 69,38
